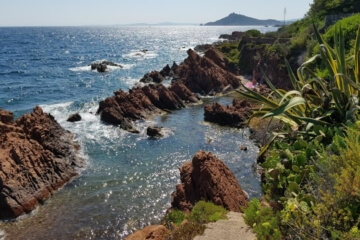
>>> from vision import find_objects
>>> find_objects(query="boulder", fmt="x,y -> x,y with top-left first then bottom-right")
67,113 -> 82,122
0,106 -> 83,220
140,71 -> 164,84
171,151 -> 248,213
126,225 -> 168,240
204,99 -> 253,128
147,126 -> 163,138
90,61 -> 123,72
160,64 -> 171,77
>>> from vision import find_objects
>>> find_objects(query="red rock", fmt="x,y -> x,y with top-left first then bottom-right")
126,225 -> 169,240
0,106 -> 83,220
204,48 -> 239,74
176,49 -> 241,95
169,81 -> 199,103
204,99 -> 253,128
171,151 -> 248,213
0,109 -> 14,124
140,71 -> 164,84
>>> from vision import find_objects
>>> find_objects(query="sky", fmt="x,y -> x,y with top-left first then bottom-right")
0,0 -> 314,27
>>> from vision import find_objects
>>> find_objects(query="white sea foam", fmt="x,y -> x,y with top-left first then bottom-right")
69,66 -> 91,72
123,50 -> 158,59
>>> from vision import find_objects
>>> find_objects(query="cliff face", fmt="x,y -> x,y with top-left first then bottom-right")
0,107 -> 83,220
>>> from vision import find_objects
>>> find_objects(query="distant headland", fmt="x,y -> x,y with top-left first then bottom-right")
203,13 -> 283,26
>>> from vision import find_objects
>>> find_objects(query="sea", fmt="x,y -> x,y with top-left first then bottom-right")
0,25 -> 277,240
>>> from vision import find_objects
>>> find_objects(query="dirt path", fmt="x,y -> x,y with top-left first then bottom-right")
194,212 -> 255,240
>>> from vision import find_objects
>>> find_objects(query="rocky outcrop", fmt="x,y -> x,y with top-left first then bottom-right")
204,99 -> 253,128
204,48 -> 239,74
174,49 -> 241,95
168,81 -> 200,103
67,113 -> 82,122
90,61 -> 123,72
140,71 -> 164,84
147,126 -> 163,138
126,225 -> 169,240
171,151 -> 248,213
97,83 -> 198,131
219,31 -> 245,41
0,106 -> 83,220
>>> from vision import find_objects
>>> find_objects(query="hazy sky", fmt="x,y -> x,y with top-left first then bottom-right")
0,0 -> 314,26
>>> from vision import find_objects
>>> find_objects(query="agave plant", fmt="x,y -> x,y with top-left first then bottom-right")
238,24 -> 360,137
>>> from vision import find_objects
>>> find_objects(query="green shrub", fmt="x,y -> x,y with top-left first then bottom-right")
166,210 -> 186,227
244,29 -> 262,37
323,14 -> 360,54
244,198 -> 282,240
188,201 -> 227,224
167,221 -> 206,240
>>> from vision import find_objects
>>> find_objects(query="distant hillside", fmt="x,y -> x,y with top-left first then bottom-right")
204,13 -> 282,26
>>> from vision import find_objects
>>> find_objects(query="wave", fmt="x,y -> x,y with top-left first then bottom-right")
123,50 -> 158,59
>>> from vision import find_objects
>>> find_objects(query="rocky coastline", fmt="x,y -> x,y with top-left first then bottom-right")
0,29 -> 277,239
0,107 -> 84,220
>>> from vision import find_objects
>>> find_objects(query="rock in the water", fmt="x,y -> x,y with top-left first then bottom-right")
90,61 -> 122,72
204,99 -> 253,128
171,151 -> 248,213
0,106 -> 83,220
97,84 -> 190,131
0,109 -> 14,124
140,71 -> 164,84
126,225 -> 169,240
176,49 -> 241,95
147,126 -> 163,138
67,113 -> 82,122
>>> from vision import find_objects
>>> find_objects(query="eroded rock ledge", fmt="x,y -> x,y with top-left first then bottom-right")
171,150 -> 248,213
0,107 -> 84,220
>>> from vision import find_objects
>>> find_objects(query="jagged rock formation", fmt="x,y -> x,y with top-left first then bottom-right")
204,99 -> 253,128
173,49 -> 241,95
171,151 -> 248,212
140,71 -> 165,84
0,106 -> 83,220
96,84 -> 198,131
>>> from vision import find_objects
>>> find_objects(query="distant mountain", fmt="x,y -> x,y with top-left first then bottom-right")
204,13 -> 282,26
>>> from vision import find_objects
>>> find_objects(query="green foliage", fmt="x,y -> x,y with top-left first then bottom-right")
217,41 -> 239,65
244,29 -> 262,38
244,198 -> 282,240
166,210 -> 186,227
323,14 -> 360,54
188,201 -> 227,224
308,0 -> 360,17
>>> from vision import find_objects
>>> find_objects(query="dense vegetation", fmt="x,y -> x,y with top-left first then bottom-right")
231,0 -> 360,238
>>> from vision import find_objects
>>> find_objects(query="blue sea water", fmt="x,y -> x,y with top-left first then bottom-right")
0,25 -> 277,240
